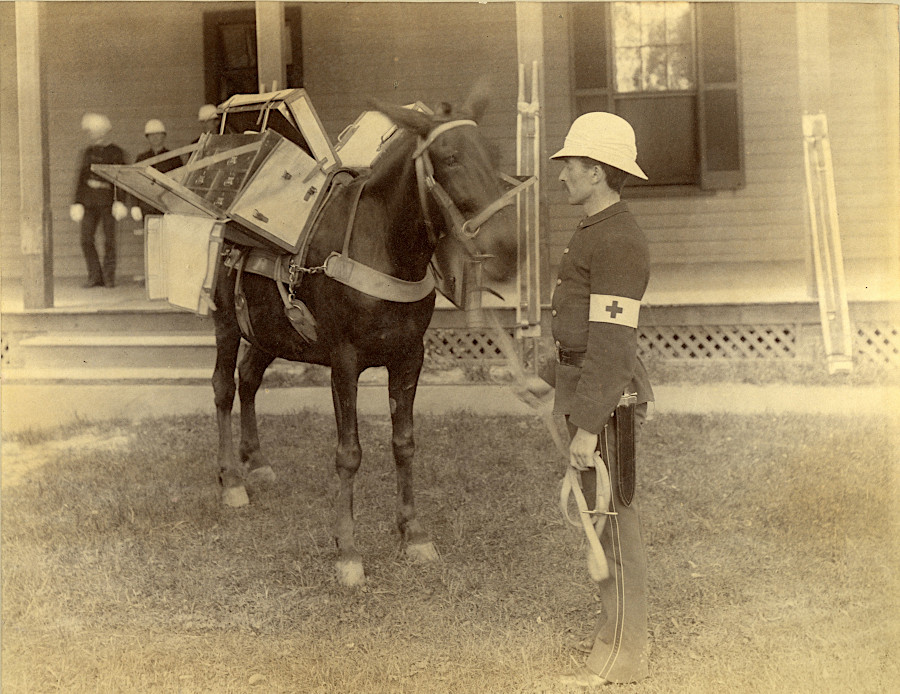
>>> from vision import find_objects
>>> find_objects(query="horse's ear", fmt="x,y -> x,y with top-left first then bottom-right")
370,99 -> 433,137
462,76 -> 492,123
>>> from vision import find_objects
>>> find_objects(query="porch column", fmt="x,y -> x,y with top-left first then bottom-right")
255,2 -> 287,92
15,2 -> 53,308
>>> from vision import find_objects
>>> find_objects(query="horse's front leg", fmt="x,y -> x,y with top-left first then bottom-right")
388,346 -> 439,563
211,282 -> 250,508
331,348 -> 366,587
238,343 -> 276,484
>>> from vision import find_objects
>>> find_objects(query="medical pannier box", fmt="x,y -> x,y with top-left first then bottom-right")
181,129 -> 330,253
214,88 -> 339,172
143,214 -> 224,315
335,102 -> 431,170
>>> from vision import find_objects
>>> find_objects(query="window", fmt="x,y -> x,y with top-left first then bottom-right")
203,8 -> 304,104
570,2 -> 743,191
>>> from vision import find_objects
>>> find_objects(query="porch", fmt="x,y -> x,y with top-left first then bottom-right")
3,271 -> 898,383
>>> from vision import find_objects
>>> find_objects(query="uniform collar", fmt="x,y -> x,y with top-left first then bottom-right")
578,200 -> 629,229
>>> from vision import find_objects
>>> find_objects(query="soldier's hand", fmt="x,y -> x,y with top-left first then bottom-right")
69,203 -> 84,222
569,427 -> 599,471
112,201 -> 128,221
130,206 -> 143,222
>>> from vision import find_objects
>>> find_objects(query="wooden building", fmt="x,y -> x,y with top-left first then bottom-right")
2,1 -> 898,367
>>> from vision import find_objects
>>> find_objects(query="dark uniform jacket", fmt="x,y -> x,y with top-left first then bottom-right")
551,201 -> 654,435
134,147 -> 182,214
135,147 -> 181,173
73,143 -> 127,208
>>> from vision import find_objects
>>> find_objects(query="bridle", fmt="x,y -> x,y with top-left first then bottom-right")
412,119 -> 535,251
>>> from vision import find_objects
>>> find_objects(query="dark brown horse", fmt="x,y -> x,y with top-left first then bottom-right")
211,96 -> 518,586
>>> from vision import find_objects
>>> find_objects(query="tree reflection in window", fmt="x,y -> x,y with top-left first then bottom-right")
612,2 -> 693,93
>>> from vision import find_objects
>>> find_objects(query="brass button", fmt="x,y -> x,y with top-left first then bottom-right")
555,340 -> 560,347
551,310 -> 557,317
556,278 -> 562,285
563,248 -> 569,254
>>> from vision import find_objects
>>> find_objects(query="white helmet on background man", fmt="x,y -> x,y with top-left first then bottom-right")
197,104 -> 218,122
81,112 -> 112,138
144,119 -> 166,136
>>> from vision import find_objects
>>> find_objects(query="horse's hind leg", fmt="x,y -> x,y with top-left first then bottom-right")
388,349 -> 439,563
238,344 -> 276,483
212,285 -> 250,508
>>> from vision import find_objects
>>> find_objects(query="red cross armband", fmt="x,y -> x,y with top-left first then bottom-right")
589,294 -> 640,328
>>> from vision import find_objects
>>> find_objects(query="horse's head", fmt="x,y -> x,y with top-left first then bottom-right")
374,93 -> 519,283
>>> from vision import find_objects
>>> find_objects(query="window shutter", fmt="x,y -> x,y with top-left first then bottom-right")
697,3 -> 744,190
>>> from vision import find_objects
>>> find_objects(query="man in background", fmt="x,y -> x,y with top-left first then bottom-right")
69,113 -> 127,288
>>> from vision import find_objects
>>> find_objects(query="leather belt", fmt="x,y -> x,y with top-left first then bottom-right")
556,346 -> 585,367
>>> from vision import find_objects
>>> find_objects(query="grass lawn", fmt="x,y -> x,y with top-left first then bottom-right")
2,411 -> 898,693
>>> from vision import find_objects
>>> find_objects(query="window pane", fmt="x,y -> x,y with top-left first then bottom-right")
640,3 -> 666,46
641,46 -> 667,91
668,44 -> 693,90
612,1 -> 694,93
665,2 -> 692,44
615,47 -> 642,93
613,3 -> 641,47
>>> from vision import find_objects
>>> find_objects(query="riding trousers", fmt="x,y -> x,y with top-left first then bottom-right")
566,402 -> 649,684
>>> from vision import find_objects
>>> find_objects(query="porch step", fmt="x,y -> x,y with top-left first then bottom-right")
15,333 -> 219,370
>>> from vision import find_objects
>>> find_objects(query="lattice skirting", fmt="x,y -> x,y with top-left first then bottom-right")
855,323 -> 900,366
424,323 -> 900,367
637,325 -> 796,359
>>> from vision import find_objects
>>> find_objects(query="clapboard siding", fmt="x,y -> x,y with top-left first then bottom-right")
302,2 -> 520,177
825,4 -> 900,284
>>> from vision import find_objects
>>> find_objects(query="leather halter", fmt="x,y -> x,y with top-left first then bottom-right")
412,119 -> 535,253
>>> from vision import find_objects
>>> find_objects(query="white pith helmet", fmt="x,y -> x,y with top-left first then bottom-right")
551,112 -> 648,180
81,112 -> 112,138
144,119 -> 166,136
197,104 -> 218,122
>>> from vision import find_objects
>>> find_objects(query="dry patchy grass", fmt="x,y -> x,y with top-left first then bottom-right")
2,411 -> 898,693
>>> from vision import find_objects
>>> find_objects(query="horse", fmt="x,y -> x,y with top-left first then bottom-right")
210,93 -> 519,586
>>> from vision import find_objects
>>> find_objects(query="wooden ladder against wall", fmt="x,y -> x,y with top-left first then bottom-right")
802,112 -> 854,374
516,61 -> 542,368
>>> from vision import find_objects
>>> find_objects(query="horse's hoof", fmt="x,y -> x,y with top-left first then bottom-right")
222,485 -> 250,508
336,559 -> 366,587
247,465 -> 276,484
406,542 -> 440,563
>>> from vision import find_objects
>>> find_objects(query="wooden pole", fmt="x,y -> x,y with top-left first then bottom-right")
15,2 -> 53,308
255,2 -> 287,93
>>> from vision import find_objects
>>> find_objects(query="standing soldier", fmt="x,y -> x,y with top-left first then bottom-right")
130,119 -> 181,221
548,112 -> 655,687
69,113 -> 127,288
